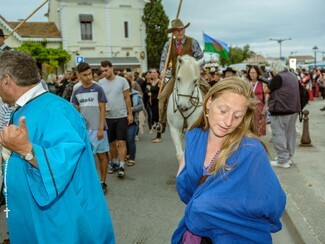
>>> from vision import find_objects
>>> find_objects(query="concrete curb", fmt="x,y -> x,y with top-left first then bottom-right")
271,160 -> 325,244
282,192 -> 322,244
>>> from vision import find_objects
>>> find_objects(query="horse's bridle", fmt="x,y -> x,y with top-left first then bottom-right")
172,79 -> 203,132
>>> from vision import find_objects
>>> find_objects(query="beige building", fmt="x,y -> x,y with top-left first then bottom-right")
244,53 -> 267,65
0,15 -> 63,75
1,0 -> 148,74
48,0 -> 148,72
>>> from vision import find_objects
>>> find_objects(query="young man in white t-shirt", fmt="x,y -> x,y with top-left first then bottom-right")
98,60 -> 133,178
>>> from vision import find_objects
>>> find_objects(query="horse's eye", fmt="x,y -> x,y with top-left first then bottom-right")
177,77 -> 181,82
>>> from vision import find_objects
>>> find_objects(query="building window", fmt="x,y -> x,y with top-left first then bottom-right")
124,21 -> 129,38
79,14 -> 93,40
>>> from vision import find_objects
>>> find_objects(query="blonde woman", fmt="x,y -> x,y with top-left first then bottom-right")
46,73 -> 58,94
173,77 -> 286,243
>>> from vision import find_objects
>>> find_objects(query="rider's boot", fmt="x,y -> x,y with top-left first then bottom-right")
160,122 -> 166,133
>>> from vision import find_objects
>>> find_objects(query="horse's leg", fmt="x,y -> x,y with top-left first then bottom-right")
168,124 -> 184,163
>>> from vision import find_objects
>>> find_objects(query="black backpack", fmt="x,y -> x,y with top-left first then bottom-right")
298,82 -> 309,122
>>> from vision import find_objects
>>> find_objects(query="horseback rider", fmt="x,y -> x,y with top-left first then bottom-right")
156,18 -> 210,133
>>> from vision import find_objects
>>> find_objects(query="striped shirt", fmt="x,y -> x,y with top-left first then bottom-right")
0,103 -> 14,130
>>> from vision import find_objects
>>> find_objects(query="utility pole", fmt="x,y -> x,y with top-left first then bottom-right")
269,38 -> 292,60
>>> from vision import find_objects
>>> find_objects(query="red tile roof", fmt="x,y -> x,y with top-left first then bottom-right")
7,21 -> 61,39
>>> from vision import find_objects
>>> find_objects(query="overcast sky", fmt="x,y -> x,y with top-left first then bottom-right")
1,0 -> 324,60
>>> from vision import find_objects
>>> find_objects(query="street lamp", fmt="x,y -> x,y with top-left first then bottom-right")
269,38 -> 292,60
312,45 -> 318,67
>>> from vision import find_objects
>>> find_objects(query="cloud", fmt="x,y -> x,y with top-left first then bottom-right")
1,0 -> 324,59
162,0 -> 325,58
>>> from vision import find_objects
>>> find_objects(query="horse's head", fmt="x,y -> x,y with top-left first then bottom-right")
174,55 -> 204,112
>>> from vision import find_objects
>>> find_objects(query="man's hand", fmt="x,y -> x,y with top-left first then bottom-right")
262,105 -> 269,115
160,70 -> 166,80
97,129 -> 104,140
128,114 -> 134,125
0,117 -> 32,156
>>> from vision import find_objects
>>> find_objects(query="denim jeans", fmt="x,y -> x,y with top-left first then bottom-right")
127,123 -> 138,160
146,103 -> 153,130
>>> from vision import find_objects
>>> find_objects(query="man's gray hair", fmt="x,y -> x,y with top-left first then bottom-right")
0,50 -> 40,86
270,61 -> 289,74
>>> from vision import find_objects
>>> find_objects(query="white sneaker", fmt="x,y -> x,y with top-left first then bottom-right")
270,160 -> 290,168
274,157 -> 293,165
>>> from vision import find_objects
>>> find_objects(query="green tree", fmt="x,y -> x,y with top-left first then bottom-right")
219,45 -> 254,66
142,0 -> 169,69
16,42 -> 71,73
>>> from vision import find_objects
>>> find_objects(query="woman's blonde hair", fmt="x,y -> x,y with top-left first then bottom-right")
46,73 -> 57,84
190,76 -> 262,174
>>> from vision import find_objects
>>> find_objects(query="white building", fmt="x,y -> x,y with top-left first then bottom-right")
0,15 -> 63,75
48,0 -> 148,72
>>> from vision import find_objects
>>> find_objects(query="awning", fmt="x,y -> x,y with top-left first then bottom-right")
84,57 -> 140,69
79,14 -> 93,22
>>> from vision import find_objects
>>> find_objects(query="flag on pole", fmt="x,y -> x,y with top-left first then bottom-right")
203,33 -> 229,59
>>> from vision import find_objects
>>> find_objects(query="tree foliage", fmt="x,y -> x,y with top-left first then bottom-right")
219,45 -> 254,66
142,0 -> 169,69
16,42 -> 71,73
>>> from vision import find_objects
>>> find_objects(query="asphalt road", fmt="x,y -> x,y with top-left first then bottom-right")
0,127 -> 295,243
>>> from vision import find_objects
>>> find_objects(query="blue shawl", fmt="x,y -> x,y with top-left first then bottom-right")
172,128 -> 286,243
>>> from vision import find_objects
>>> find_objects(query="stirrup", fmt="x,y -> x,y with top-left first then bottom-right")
152,122 -> 163,133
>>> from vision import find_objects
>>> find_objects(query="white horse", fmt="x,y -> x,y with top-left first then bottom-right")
167,55 -> 205,163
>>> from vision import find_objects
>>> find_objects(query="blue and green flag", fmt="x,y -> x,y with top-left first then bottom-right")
203,33 -> 229,59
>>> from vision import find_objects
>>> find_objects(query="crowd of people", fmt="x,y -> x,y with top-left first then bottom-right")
0,18 -> 324,242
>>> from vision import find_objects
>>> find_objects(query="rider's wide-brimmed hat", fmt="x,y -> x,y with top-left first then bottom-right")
167,19 -> 190,33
